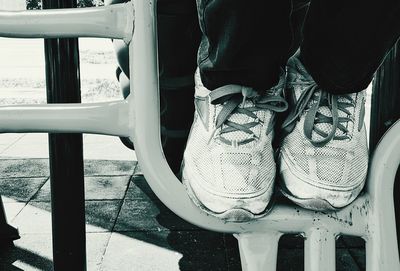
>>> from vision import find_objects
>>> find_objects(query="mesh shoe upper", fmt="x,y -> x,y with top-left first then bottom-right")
279,54 -> 368,209
182,70 -> 287,219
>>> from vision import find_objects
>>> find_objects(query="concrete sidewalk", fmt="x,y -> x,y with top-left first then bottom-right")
0,158 -> 366,271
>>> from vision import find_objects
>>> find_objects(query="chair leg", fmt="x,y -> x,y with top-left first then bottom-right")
235,232 -> 282,271
0,196 -> 20,245
304,227 -> 335,271
366,237 -> 400,271
365,203 -> 400,271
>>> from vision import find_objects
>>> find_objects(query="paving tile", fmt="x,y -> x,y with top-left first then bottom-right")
101,231 -> 182,271
0,133 -> 137,161
279,234 -> 304,249
0,133 -> 25,146
0,134 -> 26,155
1,134 -> 49,159
85,200 -> 122,233
114,199 -> 199,232
114,200 -> 166,232
0,145 -> 11,154
30,180 -> 51,202
86,176 -> 130,200
11,200 -> 121,234
84,160 -> 136,176
124,175 -> 192,225
348,248 -> 366,270
0,159 -> 49,178
125,175 -> 158,201
341,235 -> 365,248
277,249 -> 304,271
86,232 -> 112,271
133,164 -> 143,175
11,202 -> 52,234
0,158 -> 135,180
0,177 -> 47,202
32,176 -> 130,201
32,179 -> 51,201
136,201 -> 200,231
336,249 -> 361,271
336,235 -> 348,248
83,134 -> 136,161
0,232 -> 111,271
101,230 -> 227,271
0,233 -> 53,271
3,202 -> 26,221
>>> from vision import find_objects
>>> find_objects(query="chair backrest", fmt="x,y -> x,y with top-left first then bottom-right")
0,1 -> 399,270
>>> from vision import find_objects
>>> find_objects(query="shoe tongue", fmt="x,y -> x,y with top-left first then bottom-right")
287,57 -> 356,141
215,96 -> 268,147
241,87 -> 258,99
311,94 -> 355,141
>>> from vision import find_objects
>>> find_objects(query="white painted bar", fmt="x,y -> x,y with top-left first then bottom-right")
365,119 -> 400,271
236,232 -> 282,271
0,100 -> 130,137
0,3 -> 134,43
304,228 -> 336,271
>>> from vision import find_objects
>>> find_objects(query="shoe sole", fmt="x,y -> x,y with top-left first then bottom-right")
182,169 -> 274,222
278,183 -> 339,211
183,178 -> 273,222
279,154 -> 366,211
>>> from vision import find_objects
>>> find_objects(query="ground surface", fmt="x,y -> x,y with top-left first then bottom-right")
0,158 -> 366,271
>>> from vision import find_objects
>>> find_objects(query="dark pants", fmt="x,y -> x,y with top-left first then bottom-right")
197,0 -> 400,94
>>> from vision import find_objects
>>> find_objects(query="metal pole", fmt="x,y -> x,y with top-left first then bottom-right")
370,41 -> 400,252
43,1 -> 86,270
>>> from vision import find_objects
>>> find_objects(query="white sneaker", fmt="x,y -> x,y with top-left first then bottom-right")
279,54 -> 369,211
182,69 -> 288,222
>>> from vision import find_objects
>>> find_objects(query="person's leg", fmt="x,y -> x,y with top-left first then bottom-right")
279,0 -> 400,211
182,0 -> 291,222
301,0 -> 400,94
288,0 -> 310,57
196,0 -> 292,92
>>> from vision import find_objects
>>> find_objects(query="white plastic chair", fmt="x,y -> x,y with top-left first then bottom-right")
0,1 -> 399,270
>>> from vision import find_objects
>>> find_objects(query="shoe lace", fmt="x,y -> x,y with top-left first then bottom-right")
282,80 -> 356,147
208,85 -> 288,145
